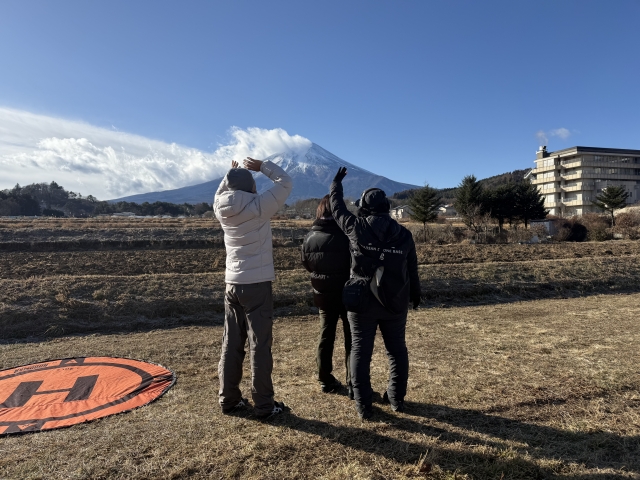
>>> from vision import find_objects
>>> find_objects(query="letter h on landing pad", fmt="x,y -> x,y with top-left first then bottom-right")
0,375 -> 99,408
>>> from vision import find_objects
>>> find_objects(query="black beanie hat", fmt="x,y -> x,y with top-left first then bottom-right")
226,168 -> 256,193
356,188 -> 390,214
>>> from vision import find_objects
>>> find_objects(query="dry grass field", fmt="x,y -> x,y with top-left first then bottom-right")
1,218 -> 640,479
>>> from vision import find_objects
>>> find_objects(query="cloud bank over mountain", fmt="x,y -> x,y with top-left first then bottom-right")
0,107 -> 311,200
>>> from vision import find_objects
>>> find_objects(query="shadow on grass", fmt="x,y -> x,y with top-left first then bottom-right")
266,401 -> 639,479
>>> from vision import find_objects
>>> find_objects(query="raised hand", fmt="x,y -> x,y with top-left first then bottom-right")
243,157 -> 263,172
333,166 -> 348,183
231,160 -> 239,169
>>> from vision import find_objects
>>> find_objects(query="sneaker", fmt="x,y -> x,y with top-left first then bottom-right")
382,391 -> 405,413
357,405 -> 373,420
222,397 -> 249,414
347,385 -> 354,401
256,401 -> 287,418
321,381 -> 342,394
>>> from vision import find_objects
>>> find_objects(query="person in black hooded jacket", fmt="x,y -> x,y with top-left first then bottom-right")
330,167 -> 421,420
301,195 -> 353,397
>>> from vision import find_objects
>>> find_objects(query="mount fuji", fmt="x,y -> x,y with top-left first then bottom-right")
110,143 -> 419,204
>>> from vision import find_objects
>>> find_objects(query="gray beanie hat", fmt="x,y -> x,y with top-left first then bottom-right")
226,168 -> 256,193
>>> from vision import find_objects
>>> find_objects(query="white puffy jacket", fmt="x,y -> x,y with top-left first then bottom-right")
214,161 -> 293,284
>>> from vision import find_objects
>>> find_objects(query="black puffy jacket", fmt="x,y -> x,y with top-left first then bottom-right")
301,218 -> 351,307
330,180 -> 421,314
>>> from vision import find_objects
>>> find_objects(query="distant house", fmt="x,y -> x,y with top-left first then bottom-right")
391,205 -> 413,220
438,204 -> 457,216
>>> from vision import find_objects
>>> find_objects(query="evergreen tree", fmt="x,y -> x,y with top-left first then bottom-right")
514,182 -> 548,228
593,185 -> 629,226
408,185 -> 441,233
484,183 -> 517,232
454,175 -> 484,230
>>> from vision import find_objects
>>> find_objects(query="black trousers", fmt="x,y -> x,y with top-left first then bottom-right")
316,294 -> 352,387
348,299 -> 408,411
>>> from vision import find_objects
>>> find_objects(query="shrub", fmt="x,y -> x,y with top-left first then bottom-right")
614,211 -> 640,240
42,208 -> 65,218
553,217 -> 587,242
581,213 -> 611,242
530,223 -> 549,239
507,228 -> 534,243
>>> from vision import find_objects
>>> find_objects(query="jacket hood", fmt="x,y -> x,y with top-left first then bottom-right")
226,168 -> 256,193
365,214 -> 402,242
215,189 -> 256,218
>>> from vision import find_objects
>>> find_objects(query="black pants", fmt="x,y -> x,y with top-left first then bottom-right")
348,299 -> 408,411
316,295 -> 352,387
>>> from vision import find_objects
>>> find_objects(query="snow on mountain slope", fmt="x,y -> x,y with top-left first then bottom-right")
110,143 -> 418,204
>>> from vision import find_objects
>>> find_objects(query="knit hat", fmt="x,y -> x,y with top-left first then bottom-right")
226,168 -> 256,193
355,188 -> 390,214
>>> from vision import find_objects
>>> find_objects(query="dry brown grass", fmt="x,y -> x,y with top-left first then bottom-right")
3,242 -> 640,339
1,294 -> 639,479
1,219 -> 640,478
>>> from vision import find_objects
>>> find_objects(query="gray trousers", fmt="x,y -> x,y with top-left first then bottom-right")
218,281 -> 274,415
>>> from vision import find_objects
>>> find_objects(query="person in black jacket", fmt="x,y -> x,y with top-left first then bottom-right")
330,167 -> 421,420
301,195 -> 353,397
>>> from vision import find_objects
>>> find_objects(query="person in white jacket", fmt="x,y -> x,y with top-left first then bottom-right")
214,157 -> 293,418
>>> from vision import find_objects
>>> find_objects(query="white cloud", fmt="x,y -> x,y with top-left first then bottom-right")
535,127 -> 573,146
0,107 -> 311,200
550,127 -> 571,140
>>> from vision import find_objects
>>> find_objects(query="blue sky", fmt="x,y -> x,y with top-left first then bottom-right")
1,0 -> 639,198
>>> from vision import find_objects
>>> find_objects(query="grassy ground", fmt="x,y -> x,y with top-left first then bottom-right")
1,219 -> 640,478
1,294 -> 639,479
3,243 -> 640,339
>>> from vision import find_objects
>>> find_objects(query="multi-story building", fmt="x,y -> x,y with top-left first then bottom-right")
527,146 -> 640,216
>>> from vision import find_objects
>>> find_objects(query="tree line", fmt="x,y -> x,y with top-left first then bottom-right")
0,182 -> 213,217
408,175 -> 548,231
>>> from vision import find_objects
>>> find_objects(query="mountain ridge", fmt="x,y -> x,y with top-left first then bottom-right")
109,143 -> 419,204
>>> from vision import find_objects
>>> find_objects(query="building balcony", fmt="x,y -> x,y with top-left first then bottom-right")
562,200 -> 587,207
538,187 -> 562,194
532,164 -> 560,174
560,159 -> 640,168
532,174 -> 562,183
561,183 -> 595,192
562,172 -> 640,181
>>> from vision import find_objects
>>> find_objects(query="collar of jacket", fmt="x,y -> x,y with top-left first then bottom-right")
312,218 -> 341,231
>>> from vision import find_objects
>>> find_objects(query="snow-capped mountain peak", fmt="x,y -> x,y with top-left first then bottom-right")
111,142 -> 418,204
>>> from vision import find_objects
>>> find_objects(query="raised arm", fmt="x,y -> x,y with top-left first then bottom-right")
213,160 -> 240,219
330,167 -> 356,235
244,158 -> 293,219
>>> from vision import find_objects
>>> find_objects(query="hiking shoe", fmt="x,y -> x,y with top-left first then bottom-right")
382,391 -> 405,413
321,381 -> 342,394
347,385 -> 354,401
357,405 -> 373,420
222,397 -> 249,414
256,401 -> 287,419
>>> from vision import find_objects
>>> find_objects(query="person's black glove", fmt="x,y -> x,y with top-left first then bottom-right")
411,295 -> 421,310
333,166 -> 347,183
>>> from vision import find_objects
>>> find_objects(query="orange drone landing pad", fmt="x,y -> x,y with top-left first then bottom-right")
0,357 -> 175,435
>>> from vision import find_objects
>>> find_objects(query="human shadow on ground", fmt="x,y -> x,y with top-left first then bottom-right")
263,398 -> 639,479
